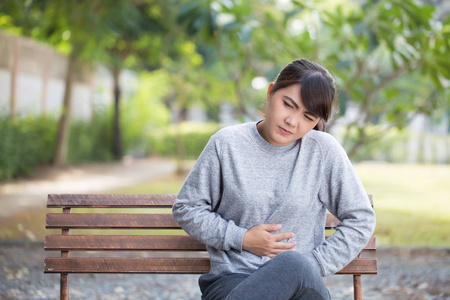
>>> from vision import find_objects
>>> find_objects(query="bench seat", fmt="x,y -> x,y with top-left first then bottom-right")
44,194 -> 377,299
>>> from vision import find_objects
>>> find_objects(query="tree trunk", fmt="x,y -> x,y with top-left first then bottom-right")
9,37 -> 19,117
53,54 -> 76,167
347,127 -> 367,160
41,49 -> 51,115
112,66 -> 123,159
175,104 -> 188,175
175,121 -> 186,175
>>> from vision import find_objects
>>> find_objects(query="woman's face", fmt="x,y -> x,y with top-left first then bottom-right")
258,83 -> 320,146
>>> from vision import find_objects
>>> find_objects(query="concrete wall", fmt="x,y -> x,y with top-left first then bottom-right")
0,30 -> 115,120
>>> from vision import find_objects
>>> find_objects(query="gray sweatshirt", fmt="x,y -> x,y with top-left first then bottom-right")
172,121 -> 375,277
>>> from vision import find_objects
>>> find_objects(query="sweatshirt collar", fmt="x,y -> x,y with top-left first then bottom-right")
248,120 -> 300,154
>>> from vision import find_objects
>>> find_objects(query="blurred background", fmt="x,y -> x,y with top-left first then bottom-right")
0,0 -> 449,299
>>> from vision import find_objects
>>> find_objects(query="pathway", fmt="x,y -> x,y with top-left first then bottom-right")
0,157 -> 177,217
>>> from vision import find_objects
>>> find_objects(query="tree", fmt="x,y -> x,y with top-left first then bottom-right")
177,0 -> 271,120
307,0 -> 450,157
103,0 -> 170,159
0,0 -> 162,165
178,0 -> 450,159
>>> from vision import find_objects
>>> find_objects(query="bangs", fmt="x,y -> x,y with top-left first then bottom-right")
300,72 -> 333,121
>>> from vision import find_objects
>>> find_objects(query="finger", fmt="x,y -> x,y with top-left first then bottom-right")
268,248 -> 295,258
272,232 -> 295,241
260,224 -> 282,232
272,241 -> 296,249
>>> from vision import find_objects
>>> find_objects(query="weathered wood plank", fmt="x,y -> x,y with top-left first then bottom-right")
44,257 -> 376,275
45,235 -> 376,252
47,194 -> 372,208
45,235 -> 206,251
44,257 -> 210,274
337,258 -> 377,275
45,213 -> 373,242
47,194 -> 176,208
46,213 -> 180,229
47,213 -> 341,230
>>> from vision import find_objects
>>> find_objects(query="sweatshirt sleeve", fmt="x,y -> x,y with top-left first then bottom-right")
172,131 -> 247,251
313,137 -> 376,277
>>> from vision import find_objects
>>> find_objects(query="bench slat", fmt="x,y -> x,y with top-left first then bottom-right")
46,213 -> 344,230
44,257 -> 210,274
45,235 -> 206,251
47,194 -> 176,208
47,194 -> 372,208
337,258 -> 378,274
44,235 -> 376,252
46,213 -> 180,229
44,257 -> 377,275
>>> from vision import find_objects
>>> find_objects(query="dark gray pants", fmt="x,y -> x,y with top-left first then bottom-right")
199,251 -> 331,300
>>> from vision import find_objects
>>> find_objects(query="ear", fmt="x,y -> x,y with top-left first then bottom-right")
266,82 -> 275,102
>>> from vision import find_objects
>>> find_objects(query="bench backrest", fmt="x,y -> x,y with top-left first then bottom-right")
44,194 -> 377,275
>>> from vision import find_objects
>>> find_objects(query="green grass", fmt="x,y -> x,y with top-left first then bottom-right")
106,162 -> 450,247
107,173 -> 187,195
353,162 -> 450,247
1,163 -> 449,247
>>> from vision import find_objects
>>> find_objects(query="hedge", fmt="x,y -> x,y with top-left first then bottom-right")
0,116 -> 221,180
0,115 -> 56,180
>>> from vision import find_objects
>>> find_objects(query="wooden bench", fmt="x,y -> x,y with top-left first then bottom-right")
44,194 -> 377,300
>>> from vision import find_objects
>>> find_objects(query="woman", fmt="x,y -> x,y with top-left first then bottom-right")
172,59 -> 376,300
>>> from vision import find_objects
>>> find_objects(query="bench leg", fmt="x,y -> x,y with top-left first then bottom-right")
353,275 -> 362,300
61,274 -> 69,300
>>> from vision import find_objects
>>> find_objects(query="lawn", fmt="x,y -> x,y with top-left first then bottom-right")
1,162 -> 449,247
107,162 -> 450,247
353,162 -> 450,247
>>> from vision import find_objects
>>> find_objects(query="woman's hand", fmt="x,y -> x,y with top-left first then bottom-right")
242,224 -> 296,258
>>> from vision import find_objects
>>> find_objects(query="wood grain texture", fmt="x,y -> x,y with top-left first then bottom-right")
353,275 -> 363,300
45,235 -> 206,251
44,257 -> 210,274
46,213 -> 348,230
337,258 -> 378,275
44,191 -> 378,297
47,194 -> 176,208
45,235 -> 376,252
44,257 -> 376,275
48,194 -> 372,208
46,213 -> 180,229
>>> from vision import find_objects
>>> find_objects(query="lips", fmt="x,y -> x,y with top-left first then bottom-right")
278,126 -> 292,135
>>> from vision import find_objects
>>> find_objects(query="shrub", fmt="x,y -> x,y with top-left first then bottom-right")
0,115 -> 57,180
67,113 -> 114,164
146,122 -> 221,159
0,112 -> 114,180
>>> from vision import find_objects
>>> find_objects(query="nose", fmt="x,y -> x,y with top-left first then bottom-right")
285,113 -> 299,127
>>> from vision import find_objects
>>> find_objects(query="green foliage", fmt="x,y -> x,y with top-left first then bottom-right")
312,0 -> 450,157
0,112 -> 118,179
67,113 -> 114,164
0,115 -> 56,180
176,0 -> 450,159
1,0 -> 449,165
121,70 -> 171,157
338,125 -> 410,162
147,122 -> 220,159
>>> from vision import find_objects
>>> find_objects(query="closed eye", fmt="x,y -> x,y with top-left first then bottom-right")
283,101 -> 294,109
305,115 -> 314,121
